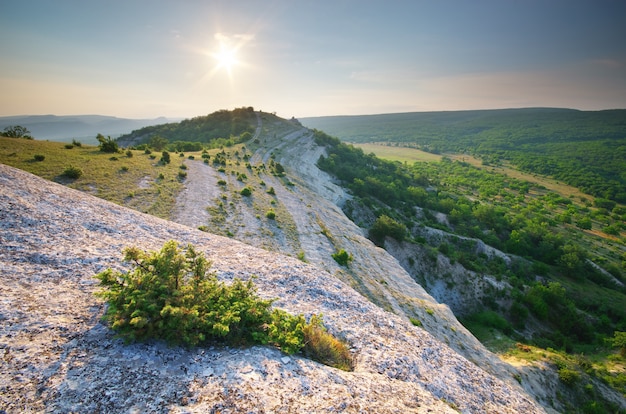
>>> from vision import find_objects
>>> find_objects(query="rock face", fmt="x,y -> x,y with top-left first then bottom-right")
0,163 -> 545,412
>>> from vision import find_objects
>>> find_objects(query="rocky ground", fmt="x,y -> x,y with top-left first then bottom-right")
0,160 -> 547,413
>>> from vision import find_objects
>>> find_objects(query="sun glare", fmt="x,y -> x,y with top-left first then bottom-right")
214,46 -> 238,73
195,32 -> 254,85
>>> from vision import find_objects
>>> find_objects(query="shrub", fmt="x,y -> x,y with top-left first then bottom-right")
62,165 -> 83,179
217,179 -> 227,186
144,148 -> 152,155
94,241 -> 274,346
126,150 -> 133,158
64,144 -> 74,149
266,210 -> 276,220
410,317 -> 423,327
267,186 -> 276,195
178,171 -> 187,179
240,187 -> 252,196
120,166 -> 129,172
369,215 -> 407,246
558,368 -> 580,386
94,241 -> 352,368
97,133 -> 119,153
33,154 -> 45,161
161,151 -> 171,164
180,164 -> 187,170
332,249 -> 352,266
610,331 -> 626,358
3,125 -> 32,139
302,315 -> 353,371
72,139 -> 82,147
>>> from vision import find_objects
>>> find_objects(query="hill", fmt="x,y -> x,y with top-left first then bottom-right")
1,110 -> 625,412
116,107 -> 257,148
0,114 -> 175,144
301,108 -> 626,203
0,165 -> 543,413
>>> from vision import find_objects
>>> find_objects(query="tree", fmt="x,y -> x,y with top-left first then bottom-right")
149,135 -> 169,151
369,215 -> 407,246
97,133 -> 119,153
611,331 -> 626,358
3,125 -> 32,139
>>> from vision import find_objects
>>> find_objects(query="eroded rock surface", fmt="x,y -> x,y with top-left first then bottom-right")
0,164 -> 544,412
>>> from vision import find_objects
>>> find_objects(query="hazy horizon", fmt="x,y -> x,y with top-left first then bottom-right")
1,1 -> 625,120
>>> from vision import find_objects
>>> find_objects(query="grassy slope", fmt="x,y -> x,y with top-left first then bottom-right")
0,136 -> 188,219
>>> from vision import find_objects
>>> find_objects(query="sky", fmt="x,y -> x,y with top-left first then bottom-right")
1,0 -> 625,119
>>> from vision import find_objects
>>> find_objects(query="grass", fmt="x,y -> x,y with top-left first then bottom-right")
0,136 -> 187,219
353,143 -> 443,163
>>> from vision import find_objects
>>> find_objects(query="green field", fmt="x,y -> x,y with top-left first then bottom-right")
353,143 -> 442,163
0,136 -> 187,219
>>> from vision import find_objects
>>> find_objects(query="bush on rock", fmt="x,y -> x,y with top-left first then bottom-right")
94,240 -> 353,370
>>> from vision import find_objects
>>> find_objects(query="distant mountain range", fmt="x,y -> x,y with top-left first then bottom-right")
0,114 -> 180,143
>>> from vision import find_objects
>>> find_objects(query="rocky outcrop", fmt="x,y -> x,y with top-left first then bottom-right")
0,163 -> 545,412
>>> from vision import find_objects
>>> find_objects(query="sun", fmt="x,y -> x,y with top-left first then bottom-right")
195,32 -> 254,84
213,45 -> 239,74
214,47 -> 237,72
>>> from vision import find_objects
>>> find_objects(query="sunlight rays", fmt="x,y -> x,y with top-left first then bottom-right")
196,32 -> 254,85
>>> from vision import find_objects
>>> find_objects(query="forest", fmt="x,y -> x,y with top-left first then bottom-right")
303,108 -> 626,203
314,129 -> 626,356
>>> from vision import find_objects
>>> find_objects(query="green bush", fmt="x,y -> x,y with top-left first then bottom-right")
62,165 -> 83,179
94,241 -> 352,369
369,215 -> 407,246
126,150 -> 133,158
33,154 -> 45,161
97,134 -> 119,153
95,241 -> 274,347
558,368 -> 580,386
240,187 -> 252,196
332,249 -> 352,266
160,151 -> 171,164
266,209 -> 276,220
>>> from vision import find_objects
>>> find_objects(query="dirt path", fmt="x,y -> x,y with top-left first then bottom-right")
171,161 -> 219,229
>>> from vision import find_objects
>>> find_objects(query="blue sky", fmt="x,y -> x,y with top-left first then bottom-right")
1,0 -> 625,119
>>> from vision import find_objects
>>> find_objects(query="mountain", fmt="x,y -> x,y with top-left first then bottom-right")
0,114 -> 176,143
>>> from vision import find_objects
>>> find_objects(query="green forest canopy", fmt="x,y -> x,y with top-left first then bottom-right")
118,107 -> 256,147
302,108 -> 626,203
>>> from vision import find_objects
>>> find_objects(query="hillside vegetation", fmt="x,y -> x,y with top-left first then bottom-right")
117,107 -> 257,149
2,108 -> 626,412
302,108 -> 626,203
